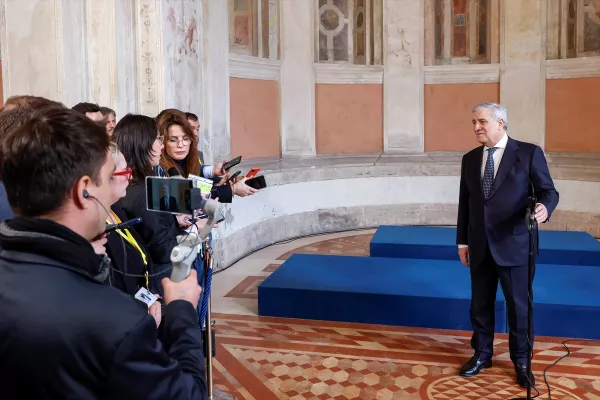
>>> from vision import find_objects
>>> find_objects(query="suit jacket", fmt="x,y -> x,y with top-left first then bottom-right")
456,137 -> 559,267
159,195 -> 179,212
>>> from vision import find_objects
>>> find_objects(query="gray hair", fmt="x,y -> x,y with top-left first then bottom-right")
472,102 -> 508,132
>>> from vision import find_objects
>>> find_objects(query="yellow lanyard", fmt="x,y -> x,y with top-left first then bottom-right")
198,156 -> 203,165
107,211 -> 149,288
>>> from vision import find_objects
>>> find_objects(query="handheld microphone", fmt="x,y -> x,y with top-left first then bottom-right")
104,217 -> 142,234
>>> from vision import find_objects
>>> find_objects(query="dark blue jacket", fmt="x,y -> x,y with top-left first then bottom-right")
0,244 -> 207,399
456,137 -> 559,267
0,182 -> 13,222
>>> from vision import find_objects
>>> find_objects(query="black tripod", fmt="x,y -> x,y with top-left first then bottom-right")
510,194 -> 537,400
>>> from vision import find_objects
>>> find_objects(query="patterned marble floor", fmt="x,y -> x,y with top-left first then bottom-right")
210,231 -> 600,399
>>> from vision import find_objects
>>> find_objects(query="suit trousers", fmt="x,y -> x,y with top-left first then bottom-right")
469,244 -> 535,365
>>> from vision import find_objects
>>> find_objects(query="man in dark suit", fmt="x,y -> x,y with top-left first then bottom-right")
456,102 -> 559,388
159,185 -> 180,212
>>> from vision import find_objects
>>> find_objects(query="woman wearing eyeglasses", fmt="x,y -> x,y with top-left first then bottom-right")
155,109 -> 258,204
89,144 -> 162,326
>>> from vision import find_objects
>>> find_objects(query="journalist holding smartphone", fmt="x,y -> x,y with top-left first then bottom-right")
0,106 -> 208,399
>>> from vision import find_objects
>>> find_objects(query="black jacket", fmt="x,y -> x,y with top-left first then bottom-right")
114,183 -> 182,296
0,224 -> 207,399
105,204 -> 154,295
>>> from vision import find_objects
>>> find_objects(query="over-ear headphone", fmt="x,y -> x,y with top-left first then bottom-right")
83,189 -> 90,198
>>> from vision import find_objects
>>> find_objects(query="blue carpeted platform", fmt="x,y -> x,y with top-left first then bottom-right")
258,254 -> 507,332
370,226 -> 600,266
533,263 -> 600,339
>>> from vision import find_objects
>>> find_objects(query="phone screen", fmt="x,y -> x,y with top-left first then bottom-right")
146,177 -> 194,214
223,156 -> 242,170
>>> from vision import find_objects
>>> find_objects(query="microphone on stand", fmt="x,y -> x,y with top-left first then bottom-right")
516,156 -> 537,223
511,155 -> 538,400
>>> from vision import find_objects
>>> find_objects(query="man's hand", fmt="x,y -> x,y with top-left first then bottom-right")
233,177 -> 259,197
161,269 -> 202,309
176,214 -> 192,228
534,203 -> 548,224
217,174 -> 229,186
213,161 -> 227,177
91,234 -> 108,256
458,247 -> 470,268
149,300 -> 162,327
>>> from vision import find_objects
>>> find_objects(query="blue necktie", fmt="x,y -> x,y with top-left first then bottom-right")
482,147 -> 497,199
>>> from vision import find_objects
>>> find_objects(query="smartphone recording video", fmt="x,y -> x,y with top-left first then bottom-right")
146,176 -> 197,215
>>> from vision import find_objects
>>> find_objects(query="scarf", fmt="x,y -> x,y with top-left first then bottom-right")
0,218 -> 109,283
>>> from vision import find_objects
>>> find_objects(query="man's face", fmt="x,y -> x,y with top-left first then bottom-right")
106,113 -> 116,136
86,150 -> 115,238
187,118 -> 200,138
85,111 -> 104,122
472,108 -> 504,147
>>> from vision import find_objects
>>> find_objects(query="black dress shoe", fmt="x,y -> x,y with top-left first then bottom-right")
459,356 -> 492,377
515,364 -> 535,388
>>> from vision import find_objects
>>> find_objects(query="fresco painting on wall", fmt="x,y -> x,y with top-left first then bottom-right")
229,0 -> 280,60
316,0 -> 383,65
425,0 -> 499,65
547,0 -> 600,59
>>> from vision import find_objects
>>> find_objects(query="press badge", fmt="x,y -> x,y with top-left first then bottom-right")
134,287 -> 158,307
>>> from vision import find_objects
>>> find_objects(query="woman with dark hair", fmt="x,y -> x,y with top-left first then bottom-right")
112,114 -> 204,295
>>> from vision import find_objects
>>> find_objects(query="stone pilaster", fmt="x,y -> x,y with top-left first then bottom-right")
198,0 -> 231,163
500,0 -> 546,146
0,0 -> 89,105
382,0 -> 424,153
279,0 -> 316,157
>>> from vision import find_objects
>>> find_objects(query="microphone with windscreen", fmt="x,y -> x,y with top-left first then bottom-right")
161,168 -> 222,282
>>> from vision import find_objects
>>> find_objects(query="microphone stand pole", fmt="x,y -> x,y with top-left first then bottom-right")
510,194 -> 537,400
203,239 -> 234,400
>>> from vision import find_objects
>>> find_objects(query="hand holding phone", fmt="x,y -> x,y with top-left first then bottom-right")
226,171 -> 241,183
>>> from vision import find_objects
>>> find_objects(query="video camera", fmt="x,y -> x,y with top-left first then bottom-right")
145,176 -> 222,282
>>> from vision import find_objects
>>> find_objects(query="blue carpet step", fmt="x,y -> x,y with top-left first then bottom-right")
370,226 -> 600,266
534,263 -> 600,339
258,254 -> 507,332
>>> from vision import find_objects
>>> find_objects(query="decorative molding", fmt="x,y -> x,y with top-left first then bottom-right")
135,0 -> 164,117
314,63 -> 384,84
545,57 -> 600,79
229,53 -> 280,81
424,63 -> 500,84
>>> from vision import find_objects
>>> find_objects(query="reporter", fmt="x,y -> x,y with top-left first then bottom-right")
156,109 -> 258,201
0,106 -> 207,399
102,145 -> 158,300
112,114 -> 207,296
